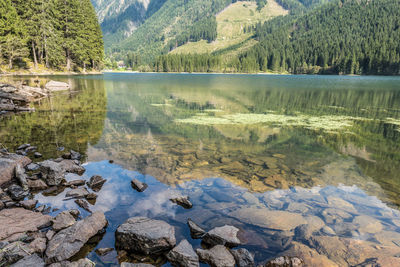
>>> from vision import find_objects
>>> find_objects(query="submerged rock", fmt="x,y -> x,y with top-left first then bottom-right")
115,217 -> 176,255
10,253 -> 45,267
196,245 -> 235,267
229,207 -> 306,231
203,225 -> 241,247
170,196 -> 193,209
45,81 -> 70,91
166,239 -> 199,267
95,247 -> 114,256
45,212 -> 107,263
52,211 -> 76,231
131,179 -> 148,192
87,175 -> 106,192
0,208 -> 51,241
264,256 -> 303,267
187,218 -> 206,239
231,248 -> 255,267
74,199 -> 92,213
65,179 -> 85,187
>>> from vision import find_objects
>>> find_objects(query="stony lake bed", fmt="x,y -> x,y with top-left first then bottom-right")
1,73 -> 400,266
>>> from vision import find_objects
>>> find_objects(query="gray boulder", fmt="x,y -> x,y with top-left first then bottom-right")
170,196 -> 193,209
48,258 -> 95,267
52,211 -> 76,231
15,164 -> 28,190
45,212 -> 107,263
20,199 -> 38,210
39,160 -> 65,186
231,248 -> 255,267
7,184 -> 28,201
59,160 -> 85,175
10,254 -> 45,267
187,219 -> 205,239
0,153 -> 31,187
65,188 -> 89,199
203,225 -> 241,247
115,217 -> 176,255
196,245 -> 235,267
166,239 -> 199,267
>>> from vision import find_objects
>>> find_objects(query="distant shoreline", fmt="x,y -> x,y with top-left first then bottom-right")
0,71 -> 103,77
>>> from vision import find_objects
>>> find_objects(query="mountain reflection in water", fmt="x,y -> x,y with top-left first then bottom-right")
1,73 -> 400,266
34,161 -> 400,266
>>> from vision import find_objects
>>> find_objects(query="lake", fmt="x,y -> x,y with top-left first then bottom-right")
1,73 -> 400,266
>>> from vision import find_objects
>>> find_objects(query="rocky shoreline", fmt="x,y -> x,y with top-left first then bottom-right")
0,146 -> 305,267
0,81 -> 70,116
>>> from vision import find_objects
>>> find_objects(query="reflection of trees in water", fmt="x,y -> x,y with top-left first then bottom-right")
0,77 -> 107,160
100,79 -> 400,207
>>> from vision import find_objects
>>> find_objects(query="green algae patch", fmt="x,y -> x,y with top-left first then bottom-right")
175,113 -> 363,132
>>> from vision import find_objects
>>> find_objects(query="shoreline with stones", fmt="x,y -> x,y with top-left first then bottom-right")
0,80 -> 70,116
0,145 -> 299,267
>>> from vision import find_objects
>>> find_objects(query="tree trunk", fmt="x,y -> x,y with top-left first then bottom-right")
32,42 -> 38,68
45,37 -> 49,68
83,62 -> 86,73
66,49 -> 71,71
9,56 -> 13,69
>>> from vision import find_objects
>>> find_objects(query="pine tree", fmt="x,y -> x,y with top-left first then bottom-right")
0,0 -> 28,69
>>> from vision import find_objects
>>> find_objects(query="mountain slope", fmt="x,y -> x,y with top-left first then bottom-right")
91,0 -> 167,50
238,0 -> 400,74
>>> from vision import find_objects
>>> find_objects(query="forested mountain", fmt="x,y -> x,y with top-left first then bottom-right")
0,0 -> 103,72
91,0 -> 167,50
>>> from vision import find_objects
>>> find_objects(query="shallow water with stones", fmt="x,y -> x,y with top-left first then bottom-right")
1,73 -> 400,266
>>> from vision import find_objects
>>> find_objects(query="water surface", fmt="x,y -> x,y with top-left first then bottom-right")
1,73 -> 400,266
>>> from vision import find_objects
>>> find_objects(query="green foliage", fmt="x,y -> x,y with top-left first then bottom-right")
240,0 -> 400,75
155,54 -> 221,73
0,0 -> 103,71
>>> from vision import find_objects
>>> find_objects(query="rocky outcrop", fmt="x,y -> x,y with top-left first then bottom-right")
203,225 -> 241,247
45,212 -> 107,263
0,84 -> 44,114
0,208 -> 51,241
166,239 -> 199,267
48,258 -> 96,267
115,217 -> 176,255
196,245 -> 235,267
0,153 -> 31,186
120,263 -> 155,267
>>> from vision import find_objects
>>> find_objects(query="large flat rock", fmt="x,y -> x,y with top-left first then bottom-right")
0,208 -> 51,241
229,207 -> 306,231
115,217 -> 176,255
0,154 -> 31,186
46,212 -> 107,263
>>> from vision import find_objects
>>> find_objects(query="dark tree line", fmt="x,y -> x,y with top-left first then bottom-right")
155,54 -> 221,73
0,0 -> 104,71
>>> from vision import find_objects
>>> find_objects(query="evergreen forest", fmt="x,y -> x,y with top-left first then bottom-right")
0,0 -> 104,72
